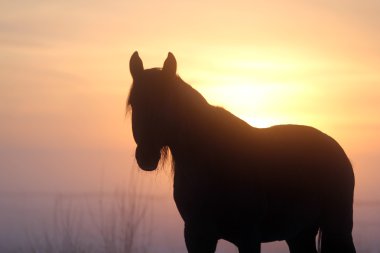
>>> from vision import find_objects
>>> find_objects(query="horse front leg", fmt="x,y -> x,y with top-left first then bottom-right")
184,224 -> 218,253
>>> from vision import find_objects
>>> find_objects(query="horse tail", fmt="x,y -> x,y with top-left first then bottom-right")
317,228 -> 322,253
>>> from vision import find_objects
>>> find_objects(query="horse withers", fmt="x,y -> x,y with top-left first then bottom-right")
127,52 -> 356,253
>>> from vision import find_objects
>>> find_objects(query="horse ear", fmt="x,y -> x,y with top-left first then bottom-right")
163,52 -> 177,76
130,51 -> 144,79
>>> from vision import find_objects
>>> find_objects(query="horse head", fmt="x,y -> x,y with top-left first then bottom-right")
128,51 -> 177,171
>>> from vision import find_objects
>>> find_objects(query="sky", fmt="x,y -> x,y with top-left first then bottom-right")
1,0 -> 379,196
1,0 -> 380,250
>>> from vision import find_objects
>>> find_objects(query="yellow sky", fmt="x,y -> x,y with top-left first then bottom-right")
1,0 -> 380,198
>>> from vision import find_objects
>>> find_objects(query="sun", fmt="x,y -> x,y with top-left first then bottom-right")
240,117 -> 282,128
194,82 -> 303,128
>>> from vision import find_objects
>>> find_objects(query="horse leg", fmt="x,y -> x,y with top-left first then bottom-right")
321,232 -> 355,253
184,224 -> 218,253
320,190 -> 356,253
286,225 -> 319,253
321,214 -> 356,253
236,231 -> 261,253
237,242 -> 261,253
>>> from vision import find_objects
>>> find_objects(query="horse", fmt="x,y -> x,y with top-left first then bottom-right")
127,51 -> 356,253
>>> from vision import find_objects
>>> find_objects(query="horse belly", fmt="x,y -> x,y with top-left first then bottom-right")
260,196 -> 320,242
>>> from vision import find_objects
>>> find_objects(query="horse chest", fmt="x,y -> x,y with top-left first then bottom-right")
260,195 -> 320,241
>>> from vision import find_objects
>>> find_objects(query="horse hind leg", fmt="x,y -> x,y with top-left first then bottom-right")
320,216 -> 356,253
286,225 -> 319,253
320,191 -> 356,253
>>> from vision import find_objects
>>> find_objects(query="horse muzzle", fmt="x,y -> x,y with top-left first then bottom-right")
135,145 -> 161,171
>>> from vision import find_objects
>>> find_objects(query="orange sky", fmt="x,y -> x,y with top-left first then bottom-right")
1,0 -> 380,200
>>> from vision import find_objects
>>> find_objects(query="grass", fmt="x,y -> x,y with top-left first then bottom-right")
22,169 -> 151,253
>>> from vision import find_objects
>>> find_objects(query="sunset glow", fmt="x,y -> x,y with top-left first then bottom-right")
1,0 -> 379,202
1,0 -> 380,251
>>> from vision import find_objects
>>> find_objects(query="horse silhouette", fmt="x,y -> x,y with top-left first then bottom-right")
127,52 -> 356,253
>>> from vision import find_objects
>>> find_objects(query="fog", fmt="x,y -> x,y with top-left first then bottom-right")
1,0 -> 380,252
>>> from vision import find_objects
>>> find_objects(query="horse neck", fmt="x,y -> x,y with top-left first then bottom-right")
167,81 -> 258,166
167,81 -> 210,149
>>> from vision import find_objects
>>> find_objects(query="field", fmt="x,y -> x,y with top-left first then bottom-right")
1,187 -> 379,253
